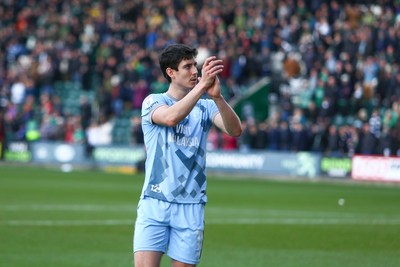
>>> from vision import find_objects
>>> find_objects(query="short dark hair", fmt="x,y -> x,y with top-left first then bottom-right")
159,44 -> 198,83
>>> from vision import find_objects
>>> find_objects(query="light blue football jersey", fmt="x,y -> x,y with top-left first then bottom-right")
140,93 -> 219,204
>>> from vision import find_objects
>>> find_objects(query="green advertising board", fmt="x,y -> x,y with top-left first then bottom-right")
321,157 -> 352,177
4,142 -> 31,163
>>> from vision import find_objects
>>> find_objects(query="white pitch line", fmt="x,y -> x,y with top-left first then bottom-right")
2,204 -> 135,212
2,217 -> 400,227
2,205 -> 394,219
206,207 -> 392,219
206,217 -> 400,225
3,205 -> 399,223
3,219 -> 134,226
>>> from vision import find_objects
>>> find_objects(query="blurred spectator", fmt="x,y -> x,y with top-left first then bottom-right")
368,108 -> 382,151
0,111 -> 5,157
131,116 -> 144,145
207,126 -> 221,151
221,132 -> 238,151
267,120 -> 280,150
323,124 -> 339,156
245,122 -> 268,150
86,120 -> 100,147
254,122 -> 269,149
132,79 -> 150,111
358,122 -> 376,155
79,96 -> 92,130
98,116 -> 113,145
291,122 -> 308,152
278,120 -> 291,151
40,112 -> 64,141
10,77 -> 26,106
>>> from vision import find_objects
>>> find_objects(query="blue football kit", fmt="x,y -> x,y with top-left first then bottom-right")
140,92 -> 219,204
134,92 -> 219,264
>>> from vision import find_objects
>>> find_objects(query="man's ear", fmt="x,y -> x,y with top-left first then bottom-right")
166,67 -> 175,80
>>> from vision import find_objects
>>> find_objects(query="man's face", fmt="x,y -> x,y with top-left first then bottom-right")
169,58 -> 198,89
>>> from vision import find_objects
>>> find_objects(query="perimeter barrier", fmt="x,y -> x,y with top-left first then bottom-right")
1,141 -> 399,182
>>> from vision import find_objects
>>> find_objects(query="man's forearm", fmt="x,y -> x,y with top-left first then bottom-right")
213,96 -> 242,137
162,84 -> 206,126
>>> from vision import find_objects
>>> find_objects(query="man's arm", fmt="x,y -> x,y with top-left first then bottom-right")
151,84 -> 206,127
209,78 -> 242,137
212,97 -> 242,137
152,57 -> 223,127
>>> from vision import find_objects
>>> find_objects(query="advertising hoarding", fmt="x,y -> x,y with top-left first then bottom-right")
30,142 -> 85,164
206,150 -> 321,178
3,142 -> 31,163
320,157 -> 352,178
352,155 -> 400,182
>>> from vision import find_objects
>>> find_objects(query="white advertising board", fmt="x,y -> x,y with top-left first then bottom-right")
352,155 -> 400,182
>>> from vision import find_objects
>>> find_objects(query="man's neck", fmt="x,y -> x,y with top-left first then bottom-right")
166,86 -> 191,100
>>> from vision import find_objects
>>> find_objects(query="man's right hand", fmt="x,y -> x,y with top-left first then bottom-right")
198,56 -> 224,89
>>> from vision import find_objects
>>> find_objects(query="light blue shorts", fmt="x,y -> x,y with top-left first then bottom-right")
133,197 -> 205,265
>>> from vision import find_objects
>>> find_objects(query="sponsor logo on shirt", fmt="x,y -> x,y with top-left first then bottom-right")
168,123 -> 200,146
144,95 -> 159,111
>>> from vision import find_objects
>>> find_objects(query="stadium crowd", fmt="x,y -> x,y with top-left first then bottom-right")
1,0 -> 400,158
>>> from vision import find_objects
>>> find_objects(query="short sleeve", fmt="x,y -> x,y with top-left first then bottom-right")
141,94 -> 167,125
205,99 -> 220,123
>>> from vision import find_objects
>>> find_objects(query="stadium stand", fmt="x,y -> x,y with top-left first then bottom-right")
0,0 -> 399,157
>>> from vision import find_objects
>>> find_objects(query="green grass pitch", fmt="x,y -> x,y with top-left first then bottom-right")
1,165 -> 400,267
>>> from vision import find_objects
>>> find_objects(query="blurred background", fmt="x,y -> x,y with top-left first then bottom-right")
2,2 -> 400,266
1,0 -> 400,180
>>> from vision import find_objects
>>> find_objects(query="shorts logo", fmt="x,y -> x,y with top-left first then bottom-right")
150,184 -> 162,193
